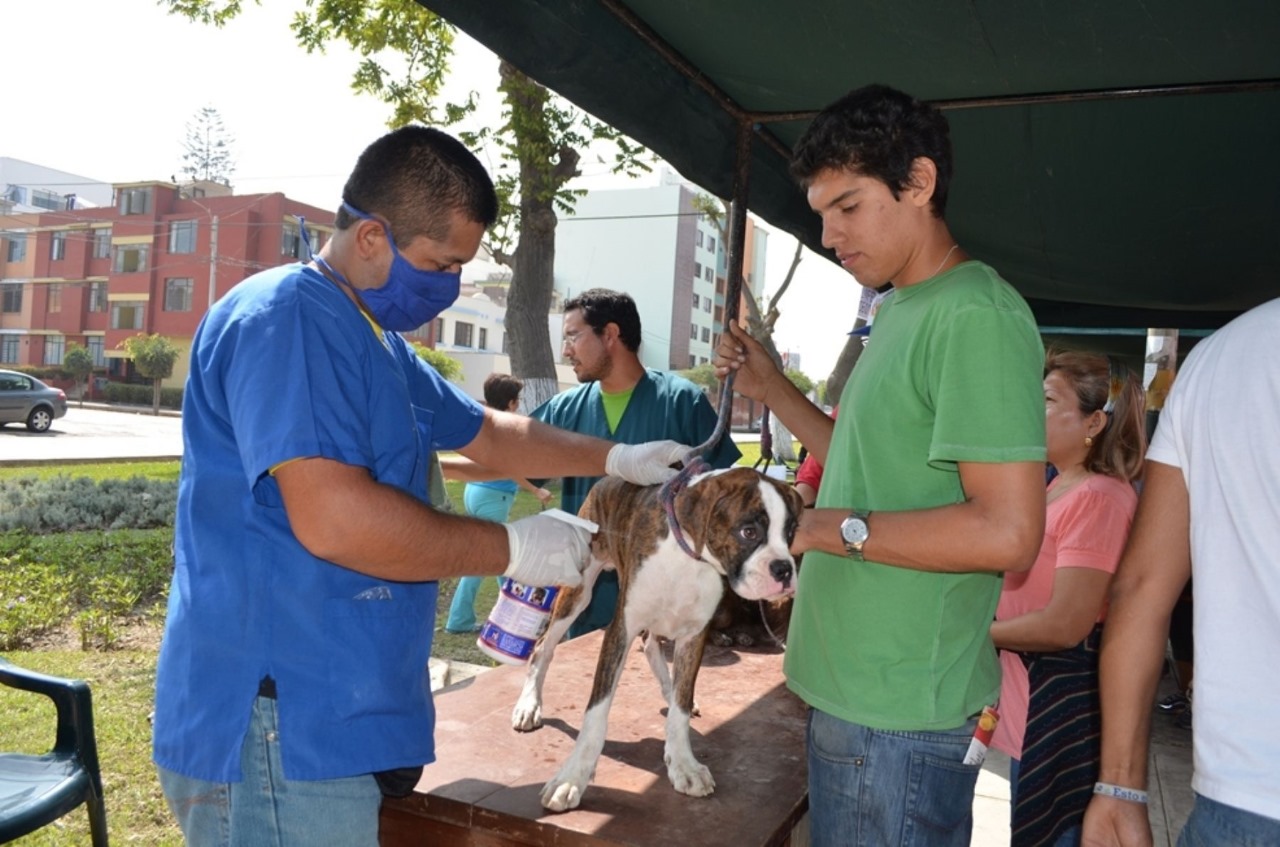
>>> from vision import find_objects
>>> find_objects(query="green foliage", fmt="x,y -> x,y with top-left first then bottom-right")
63,343 -> 96,403
677,362 -> 719,395
411,341 -> 464,382
121,333 -> 179,380
0,529 -> 174,650
0,461 -> 181,484
785,368 -> 815,397
182,105 -> 236,184
4,364 -> 70,381
0,475 -> 177,533
104,382 -> 184,409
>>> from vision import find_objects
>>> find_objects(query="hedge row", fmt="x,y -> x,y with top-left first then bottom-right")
0,475 -> 177,533
103,382 -> 185,410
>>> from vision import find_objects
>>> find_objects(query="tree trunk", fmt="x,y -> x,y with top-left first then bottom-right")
825,331 -> 866,405
498,61 -> 580,412
151,378 -> 162,416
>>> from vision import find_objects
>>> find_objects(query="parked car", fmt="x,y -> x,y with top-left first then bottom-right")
0,369 -> 68,432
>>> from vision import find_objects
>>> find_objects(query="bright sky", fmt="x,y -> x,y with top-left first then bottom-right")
7,0 -> 861,380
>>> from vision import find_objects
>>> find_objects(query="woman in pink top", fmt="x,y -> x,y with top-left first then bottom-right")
991,349 -> 1146,847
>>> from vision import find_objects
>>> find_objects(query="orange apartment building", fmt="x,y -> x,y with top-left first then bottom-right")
0,181 -> 335,388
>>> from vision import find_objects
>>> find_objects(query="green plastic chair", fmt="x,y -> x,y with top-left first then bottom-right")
0,659 -> 108,845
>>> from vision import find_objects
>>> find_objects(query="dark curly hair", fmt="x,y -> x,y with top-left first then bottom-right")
337,125 -> 498,245
482,372 -> 524,411
791,84 -> 953,218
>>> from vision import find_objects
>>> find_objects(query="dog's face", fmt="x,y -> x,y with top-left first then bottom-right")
674,467 -> 803,601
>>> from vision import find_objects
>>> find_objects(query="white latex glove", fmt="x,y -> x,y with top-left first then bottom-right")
503,514 -> 591,588
605,440 -> 690,486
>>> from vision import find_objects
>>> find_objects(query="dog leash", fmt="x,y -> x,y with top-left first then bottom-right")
658,455 -> 712,562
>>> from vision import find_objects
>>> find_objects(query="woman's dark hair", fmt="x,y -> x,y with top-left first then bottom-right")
1046,349 -> 1146,482
482,372 -> 523,411
337,125 -> 498,246
791,84 -> 953,218
563,288 -> 642,353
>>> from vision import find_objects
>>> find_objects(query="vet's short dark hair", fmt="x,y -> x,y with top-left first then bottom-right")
563,288 -> 642,353
482,372 -> 523,411
337,125 -> 499,245
791,84 -> 953,218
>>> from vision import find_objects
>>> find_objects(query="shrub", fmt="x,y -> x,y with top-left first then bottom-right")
0,475 -> 177,533
103,382 -> 184,409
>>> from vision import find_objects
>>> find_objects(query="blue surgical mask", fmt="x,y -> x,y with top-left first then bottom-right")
315,202 -> 461,331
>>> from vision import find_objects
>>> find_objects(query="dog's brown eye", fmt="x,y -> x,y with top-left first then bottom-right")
738,524 -> 761,542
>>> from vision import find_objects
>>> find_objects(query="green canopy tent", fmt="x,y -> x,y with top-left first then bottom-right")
416,0 -> 1280,358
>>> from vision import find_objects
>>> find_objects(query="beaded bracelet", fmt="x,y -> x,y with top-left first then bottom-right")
1093,781 -> 1149,804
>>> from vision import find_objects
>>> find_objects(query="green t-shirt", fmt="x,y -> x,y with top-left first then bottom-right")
784,261 -> 1046,730
599,386 -> 635,435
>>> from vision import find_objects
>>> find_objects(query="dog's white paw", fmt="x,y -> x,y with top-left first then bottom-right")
511,697 -> 543,732
666,758 -> 716,797
540,774 -> 588,812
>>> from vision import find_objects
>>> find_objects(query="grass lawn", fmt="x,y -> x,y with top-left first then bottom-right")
0,447 -> 793,843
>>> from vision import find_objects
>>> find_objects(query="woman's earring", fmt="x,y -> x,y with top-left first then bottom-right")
1084,435 -> 1094,447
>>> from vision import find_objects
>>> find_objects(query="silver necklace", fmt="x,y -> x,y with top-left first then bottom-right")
928,243 -> 959,279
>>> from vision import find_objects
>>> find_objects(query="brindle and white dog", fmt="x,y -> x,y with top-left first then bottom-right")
511,466 -> 804,812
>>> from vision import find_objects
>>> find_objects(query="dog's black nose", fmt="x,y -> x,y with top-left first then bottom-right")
769,559 -> 793,588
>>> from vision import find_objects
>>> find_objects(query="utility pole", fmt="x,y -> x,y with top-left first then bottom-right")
207,215 -> 219,309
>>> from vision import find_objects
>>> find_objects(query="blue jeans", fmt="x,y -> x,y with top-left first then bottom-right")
807,707 -> 981,847
1178,792 -> 1280,847
157,696 -> 381,846
1008,758 -> 1082,847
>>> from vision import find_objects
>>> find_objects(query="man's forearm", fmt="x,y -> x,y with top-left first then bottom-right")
459,410 -> 614,479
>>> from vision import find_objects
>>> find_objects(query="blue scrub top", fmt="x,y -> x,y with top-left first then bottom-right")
153,263 -> 484,782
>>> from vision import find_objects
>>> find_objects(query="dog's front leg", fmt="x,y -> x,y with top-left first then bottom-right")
540,616 -> 634,812
663,627 -> 715,798
512,556 -> 606,732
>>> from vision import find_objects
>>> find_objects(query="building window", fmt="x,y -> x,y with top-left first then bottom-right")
306,226 -> 325,254
112,244 -> 149,273
704,266 -> 713,282
454,321 -> 473,347
478,327 -> 488,351
2,185 -> 25,204
694,261 -> 702,279
689,355 -> 697,368
87,336 -> 105,367
51,231 -> 67,261
701,326 -> 711,343
690,323 -> 698,339
6,235 -> 26,262
691,294 -> 699,309
169,220 -> 197,254
704,298 -> 712,313
0,335 -> 17,363
117,187 -> 152,215
164,278 -> 194,312
111,301 -> 145,330
47,284 -> 62,313
695,231 -> 704,248
44,335 -> 65,366
434,317 -> 445,341
32,188 -> 63,211
715,305 -> 724,324
88,282 -> 108,313
281,223 -> 303,258
93,228 -> 112,258
1,284 -> 21,313
707,236 -> 716,254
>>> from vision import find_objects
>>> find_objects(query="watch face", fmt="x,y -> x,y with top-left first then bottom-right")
841,516 -> 869,545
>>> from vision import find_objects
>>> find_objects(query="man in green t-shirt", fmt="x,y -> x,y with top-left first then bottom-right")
715,84 -> 1046,846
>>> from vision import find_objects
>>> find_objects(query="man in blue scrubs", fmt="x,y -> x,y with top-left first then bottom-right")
531,288 -> 740,636
152,127 -> 690,847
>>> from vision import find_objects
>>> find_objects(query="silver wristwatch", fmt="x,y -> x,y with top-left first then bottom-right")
840,510 -> 871,560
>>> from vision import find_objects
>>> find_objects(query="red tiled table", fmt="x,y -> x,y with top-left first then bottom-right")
380,632 -> 809,847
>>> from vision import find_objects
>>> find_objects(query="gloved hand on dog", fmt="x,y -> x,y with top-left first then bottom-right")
605,440 -> 690,486
504,514 -> 592,587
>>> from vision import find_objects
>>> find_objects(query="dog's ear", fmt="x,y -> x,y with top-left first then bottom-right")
673,477 -> 730,558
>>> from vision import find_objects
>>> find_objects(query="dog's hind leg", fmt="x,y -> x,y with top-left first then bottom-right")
540,614 -> 637,812
663,627 -> 715,797
512,555 -> 606,732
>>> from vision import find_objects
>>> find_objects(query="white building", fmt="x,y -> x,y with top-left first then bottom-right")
553,173 -> 767,372
0,158 -> 112,212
